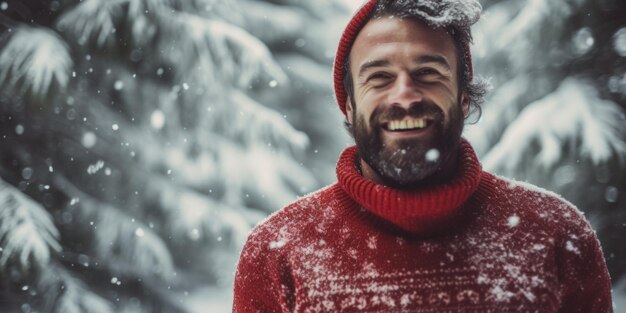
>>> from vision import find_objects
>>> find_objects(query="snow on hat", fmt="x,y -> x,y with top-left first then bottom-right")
333,0 -> 481,116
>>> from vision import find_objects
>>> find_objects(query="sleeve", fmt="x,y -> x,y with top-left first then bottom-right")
232,228 -> 295,313
556,212 -> 613,313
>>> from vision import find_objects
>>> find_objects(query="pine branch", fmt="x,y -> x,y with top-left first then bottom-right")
56,0 -> 125,47
0,26 -> 72,97
68,90 -> 233,192
50,132 -> 252,245
71,92 -> 314,213
159,10 -> 287,88
239,145 -> 318,208
137,0 -> 241,21
0,179 -> 61,273
0,12 -> 18,29
52,176 -> 175,281
238,0 -> 307,45
278,53 -> 333,92
117,0 -> 284,88
37,263 -> 113,313
483,79 -> 626,173
57,76 -> 312,200
486,0 -> 586,73
225,90 -> 309,153
127,0 -> 244,44
156,182 -> 252,247
465,75 -> 533,156
262,0 -> 349,19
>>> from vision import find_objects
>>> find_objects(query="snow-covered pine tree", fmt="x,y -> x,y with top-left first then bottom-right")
0,0 -> 348,311
240,0 -> 354,184
466,0 -> 626,285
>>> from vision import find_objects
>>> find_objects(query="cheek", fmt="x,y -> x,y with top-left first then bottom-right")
356,94 -> 382,117
435,90 -> 460,117
353,95 -> 370,113
435,85 -> 458,104
353,108 -> 368,128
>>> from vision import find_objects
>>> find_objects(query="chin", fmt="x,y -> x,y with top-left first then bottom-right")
372,144 -> 444,187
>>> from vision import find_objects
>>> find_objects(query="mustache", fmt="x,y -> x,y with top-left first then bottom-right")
370,102 -> 444,125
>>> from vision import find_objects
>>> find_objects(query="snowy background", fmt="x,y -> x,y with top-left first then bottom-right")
0,0 -> 624,312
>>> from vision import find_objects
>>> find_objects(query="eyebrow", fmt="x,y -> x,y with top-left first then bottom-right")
357,60 -> 391,79
357,55 -> 452,79
415,55 -> 451,71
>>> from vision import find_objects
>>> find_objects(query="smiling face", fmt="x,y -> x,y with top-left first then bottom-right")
346,17 -> 468,187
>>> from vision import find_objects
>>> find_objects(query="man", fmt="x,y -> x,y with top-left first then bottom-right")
233,0 -> 613,312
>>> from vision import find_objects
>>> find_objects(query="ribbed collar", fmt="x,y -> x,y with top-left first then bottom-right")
336,139 -> 482,235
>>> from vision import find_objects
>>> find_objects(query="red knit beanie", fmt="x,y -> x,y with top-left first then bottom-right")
333,0 -> 475,116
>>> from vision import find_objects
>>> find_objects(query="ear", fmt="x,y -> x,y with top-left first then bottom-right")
460,92 -> 469,118
346,97 -> 354,124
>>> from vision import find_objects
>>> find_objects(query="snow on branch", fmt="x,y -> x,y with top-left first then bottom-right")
216,142 -> 317,211
141,0 -> 240,19
465,75 -> 531,155
238,0 -> 306,45
489,0 -> 584,71
264,0 -> 349,19
483,78 -> 626,173
163,131 -> 315,212
0,26 -> 72,97
241,145 -> 318,203
90,202 -> 175,279
224,91 -> 309,153
37,264 -> 113,313
278,54 -> 333,91
156,183 -> 251,247
56,0 -> 124,47
0,179 -> 61,272
163,11 -> 287,88
162,128 -> 315,212
53,176 -> 175,280
127,0 -> 242,44
493,0 -> 551,51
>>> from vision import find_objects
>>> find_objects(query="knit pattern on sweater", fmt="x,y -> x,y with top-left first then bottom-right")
233,145 -> 612,313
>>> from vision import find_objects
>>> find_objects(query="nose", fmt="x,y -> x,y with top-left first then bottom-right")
387,72 -> 423,109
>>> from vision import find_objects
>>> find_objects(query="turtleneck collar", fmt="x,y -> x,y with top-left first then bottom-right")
335,139 -> 482,235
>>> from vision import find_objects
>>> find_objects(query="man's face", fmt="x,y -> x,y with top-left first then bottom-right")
347,17 -> 468,186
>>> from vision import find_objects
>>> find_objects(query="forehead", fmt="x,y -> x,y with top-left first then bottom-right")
350,17 -> 457,70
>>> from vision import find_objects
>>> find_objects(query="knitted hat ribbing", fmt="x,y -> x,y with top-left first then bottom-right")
333,0 -> 475,116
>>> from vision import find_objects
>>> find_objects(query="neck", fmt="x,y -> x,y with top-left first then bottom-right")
359,146 -> 460,189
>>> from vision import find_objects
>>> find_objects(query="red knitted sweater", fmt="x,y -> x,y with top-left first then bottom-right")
233,142 -> 612,312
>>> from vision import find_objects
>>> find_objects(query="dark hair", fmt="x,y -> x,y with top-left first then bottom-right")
343,0 -> 488,125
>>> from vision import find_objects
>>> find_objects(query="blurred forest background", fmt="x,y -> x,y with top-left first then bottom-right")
0,0 -> 624,312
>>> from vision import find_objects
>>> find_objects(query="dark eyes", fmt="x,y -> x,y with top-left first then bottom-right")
367,73 -> 392,81
415,68 -> 439,76
365,68 -> 441,86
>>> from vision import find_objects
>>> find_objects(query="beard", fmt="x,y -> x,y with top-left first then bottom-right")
351,98 -> 464,187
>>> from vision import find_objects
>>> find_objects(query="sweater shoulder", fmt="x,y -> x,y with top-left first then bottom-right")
480,172 -> 595,239
243,184 -> 338,251
482,172 -> 576,207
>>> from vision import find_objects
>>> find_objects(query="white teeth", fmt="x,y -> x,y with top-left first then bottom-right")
387,119 -> 427,131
